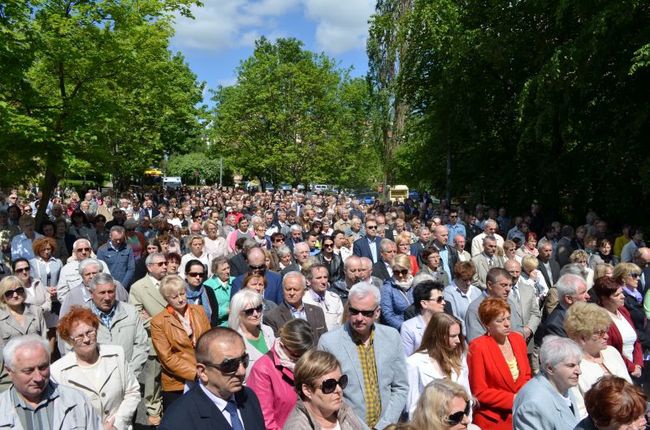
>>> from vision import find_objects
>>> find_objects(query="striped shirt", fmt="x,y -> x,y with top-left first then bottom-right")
10,382 -> 58,430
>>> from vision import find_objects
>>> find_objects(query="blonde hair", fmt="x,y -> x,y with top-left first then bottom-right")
391,254 -> 411,271
412,379 -> 470,430
521,255 -> 539,273
159,275 -> 185,299
294,350 -> 340,400
564,302 -> 611,341
594,263 -> 614,280
613,263 -> 642,284
0,276 -> 25,308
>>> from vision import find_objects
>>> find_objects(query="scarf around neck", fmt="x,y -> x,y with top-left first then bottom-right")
185,284 -> 212,321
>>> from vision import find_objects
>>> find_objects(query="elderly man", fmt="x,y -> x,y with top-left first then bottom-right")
505,259 -> 541,346
537,238 -> 561,296
281,242 -> 310,275
360,257 -> 383,289
410,226 -> 431,262
330,255 -> 363,303
160,328 -> 264,429
230,247 -> 283,303
353,219 -> 382,264
472,236 -> 505,290
263,272 -> 328,343
97,225 -> 136,290
319,282 -> 408,429
465,267 -> 524,342
471,219 -> 505,257
513,336 -> 582,429
129,252 -> 169,427
56,239 -> 110,302
58,273 -> 148,377
454,234 -> 471,262
303,263 -> 344,330
59,258 -> 128,318
0,335 -> 101,428
372,239 -> 396,282
432,225 -> 458,281
10,215 -> 43,261
334,208 -> 352,232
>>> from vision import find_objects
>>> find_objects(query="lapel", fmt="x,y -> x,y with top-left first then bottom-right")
341,325 -> 364,394
538,263 -> 552,287
485,335 -> 518,392
144,277 -> 167,309
192,385 -> 231,428
61,351 -> 119,395
0,307 -> 36,335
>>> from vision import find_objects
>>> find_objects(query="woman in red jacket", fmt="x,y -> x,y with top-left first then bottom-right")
468,298 -> 531,429
593,276 -> 643,379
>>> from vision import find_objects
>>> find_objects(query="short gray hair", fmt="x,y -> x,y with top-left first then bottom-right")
277,246 -> 292,258
78,258 -> 102,276
290,224 -> 303,233
380,238 -> 395,252
88,272 -> 115,292
537,238 -> 552,252
559,263 -> 588,280
348,282 -> 381,306
145,252 -> 166,266
359,257 -> 372,270
73,238 -> 91,251
412,272 -> 435,288
283,271 -> 306,289
540,335 -> 582,374
109,225 -> 125,235
483,235 -> 496,246
3,335 -> 50,371
228,290 -> 264,331
293,242 -> 309,256
556,274 -> 587,303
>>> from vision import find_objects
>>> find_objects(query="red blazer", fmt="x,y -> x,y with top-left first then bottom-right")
468,332 -> 532,430
607,306 -> 644,373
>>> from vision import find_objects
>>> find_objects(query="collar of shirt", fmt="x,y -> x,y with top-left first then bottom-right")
81,286 -> 92,302
454,283 -> 474,297
350,323 -> 375,346
146,274 -> 161,289
288,303 -> 305,318
198,382 -> 231,414
310,290 -> 325,303
90,300 -> 117,325
11,381 -> 58,409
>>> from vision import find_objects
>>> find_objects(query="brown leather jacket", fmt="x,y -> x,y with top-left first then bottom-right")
151,304 -> 211,392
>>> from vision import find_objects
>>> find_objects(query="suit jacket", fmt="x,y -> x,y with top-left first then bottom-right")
372,262 -> 391,282
129,275 -> 167,358
231,270 -> 283,304
139,207 -> 160,220
537,258 -> 560,289
159,384 -> 265,430
464,294 -> 524,342
468,333 -> 532,430
280,262 -> 301,276
318,252 -> 344,282
555,236 -> 574,268
510,282 -> 542,348
318,323 -> 409,430
352,236 -> 382,264
263,302 -> 328,344
471,253 -> 505,290
534,305 -> 567,347
513,373 -> 580,430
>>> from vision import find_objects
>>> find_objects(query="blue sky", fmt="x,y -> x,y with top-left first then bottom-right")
170,0 -> 376,104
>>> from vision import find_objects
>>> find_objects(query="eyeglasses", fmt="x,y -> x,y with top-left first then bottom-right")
323,243 -> 334,248
4,287 -> 25,298
446,401 -> 470,425
150,261 -> 167,267
71,329 -> 97,344
349,306 -> 377,318
274,238 -> 286,243
203,353 -> 249,375
242,304 -> 263,316
366,225 -> 377,230
14,267 -> 29,274
249,264 -> 265,271
394,269 -> 409,276
426,296 -> 445,304
76,247 -> 91,253
630,273 -> 641,279
449,215 -> 458,218
592,329 -> 608,338
319,374 -> 348,394
187,272 -> 204,278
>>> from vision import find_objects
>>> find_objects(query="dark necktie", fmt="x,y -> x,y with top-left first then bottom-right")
225,399 -> 244,430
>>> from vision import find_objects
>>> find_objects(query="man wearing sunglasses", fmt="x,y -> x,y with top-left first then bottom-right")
319,282 -> 408,430
230,247 -> 283,304
352,221 -> 382,264
160,328 -> 265,430
56,239 -> 110,303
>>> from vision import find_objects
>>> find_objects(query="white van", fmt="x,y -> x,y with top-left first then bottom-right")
312,184 -> 329,193
163,176 -> 182,189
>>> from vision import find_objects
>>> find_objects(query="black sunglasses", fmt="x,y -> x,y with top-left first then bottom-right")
366,225 -> 377,230
320,374 -> 348,394
14,267 -> 30,274
394,269 -> 409,276
349,306 -> 377,318
249,264 -> 266,271
446,401 -> 470,425
203,353 -> 249,375
427,296 -> 445,304
630,273 -> 641,279
4,287 -> 25,299
242,304 -> 263,316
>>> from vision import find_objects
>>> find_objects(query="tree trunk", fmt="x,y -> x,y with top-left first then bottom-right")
35,162 -> 59,228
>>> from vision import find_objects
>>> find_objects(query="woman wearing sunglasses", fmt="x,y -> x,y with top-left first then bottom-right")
151,275 -> 211,410
284,349 -> 365,429
52,306 -> 140,430
0,275 -> 47,390
247,318 -> 314,430
380,254 -> 415,329
406,312 -> 470,419
228,289 -> 275,377
411,379 -> 474,430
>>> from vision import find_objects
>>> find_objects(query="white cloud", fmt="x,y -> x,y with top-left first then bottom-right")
303,0 -> 375,54
172,0 -> 374,54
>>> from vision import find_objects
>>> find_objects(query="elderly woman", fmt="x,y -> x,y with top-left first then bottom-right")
401,280 -> 447,356
443,262 -> 482,324
513,336 -> 582,428
151,274 -> 211,409
411,379 -> 474,430
418,247 -> 449,285
203,256 -> 234,327
276,246 -> 293,272
467,297 -> 531,429
570,250 -> 595,288
247,318 -> 314,430
284,349 -> 365,429
519,255 -> 549,302
29,237 -> 63,294
575,376 -> 647,430
52,306 -> 140,430
502,240 -> 520,263
242,272 -> 277,312
564,302 -> 631,415
395,231 -> 419,275
380,254 -> 415,329
406,312 -> 469,418
593,276 -> 643,379
228,289 -> 275,377
180,234 -> 211,278
516,232 -> 538,259
594,263 -> 614,280
227,217 -> 253,253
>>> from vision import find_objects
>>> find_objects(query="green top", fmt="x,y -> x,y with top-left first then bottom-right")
203,275 -> 234,327
247,332 -> 269,354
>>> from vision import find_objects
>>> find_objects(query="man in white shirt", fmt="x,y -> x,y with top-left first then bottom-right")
471,219 -> 504,257
304,263 -> 344,330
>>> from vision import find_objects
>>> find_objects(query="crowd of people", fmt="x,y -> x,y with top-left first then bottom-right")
0,185 -> 647,430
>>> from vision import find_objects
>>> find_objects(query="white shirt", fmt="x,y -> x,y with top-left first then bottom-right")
610,311 -> 637,361
303,289 -> 344,330
199,383 -> 244,428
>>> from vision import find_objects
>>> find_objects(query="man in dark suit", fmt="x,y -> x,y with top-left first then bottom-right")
160,328 -> 265,430
139,198 -> 159,220
263,271 -> 328,344
230,247 -> 283,304
538,239 -> 560,289
228,238 -> 257,277
352,219 -> 382,264
372,239 -> 396,282
410,226 -> 431,264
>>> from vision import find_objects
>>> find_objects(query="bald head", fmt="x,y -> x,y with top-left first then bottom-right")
433,225 -> 449,245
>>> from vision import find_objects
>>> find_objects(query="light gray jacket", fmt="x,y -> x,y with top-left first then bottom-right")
283,399 -> 368,430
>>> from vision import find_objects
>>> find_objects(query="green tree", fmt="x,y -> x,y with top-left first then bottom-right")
167,151 -> 224,185
0,0 -> 204,223
210,37 -> 380,189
